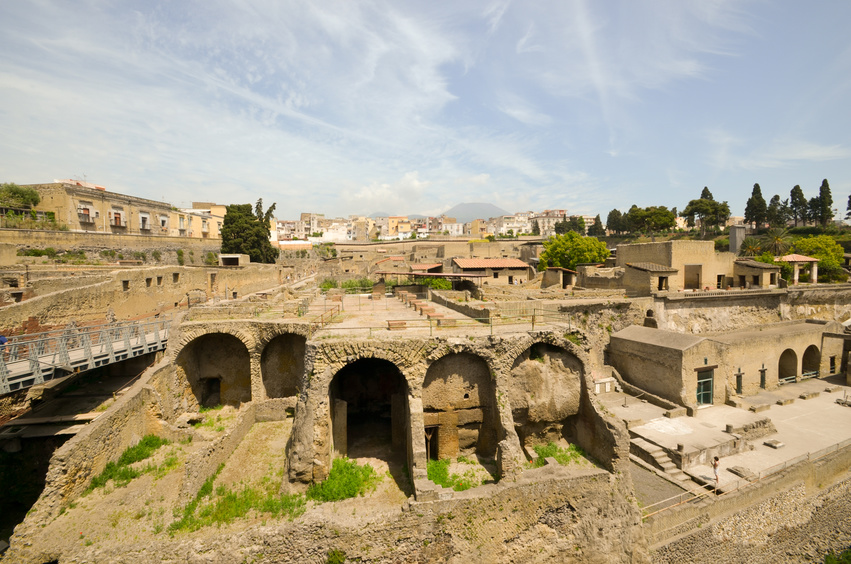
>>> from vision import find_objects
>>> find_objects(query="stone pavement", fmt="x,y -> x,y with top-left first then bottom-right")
600,375 -> 851,492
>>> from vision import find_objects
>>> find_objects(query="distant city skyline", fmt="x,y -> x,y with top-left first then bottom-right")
1,2 -> 850,221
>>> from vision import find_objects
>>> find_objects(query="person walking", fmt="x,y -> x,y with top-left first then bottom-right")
712,456 -> 720,493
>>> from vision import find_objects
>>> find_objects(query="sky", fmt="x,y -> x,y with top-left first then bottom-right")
1,1 -> 850,221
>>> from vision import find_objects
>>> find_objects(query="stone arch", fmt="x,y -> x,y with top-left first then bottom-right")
779,349 -> 797,383
802,344 -> 820,377
261,333 -> 306,398
508,342 -> 583,450
422,352 -> 498,459
329,358 -> 409,462
176,333 -> 251,408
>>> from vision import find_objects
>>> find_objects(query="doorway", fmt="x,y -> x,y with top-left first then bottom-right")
696,370 -> 713,405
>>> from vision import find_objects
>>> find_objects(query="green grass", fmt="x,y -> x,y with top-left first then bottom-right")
169,464 -> 306,534
528,442 -> 585,468
426,458 -> 479,491
307,457 -> 381,502
87,435 -> 171,491
825,548 -> 851,564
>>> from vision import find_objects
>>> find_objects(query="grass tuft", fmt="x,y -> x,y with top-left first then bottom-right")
528,442 -> 585,468
87,435 -> 170,491
307,457 -> 381,502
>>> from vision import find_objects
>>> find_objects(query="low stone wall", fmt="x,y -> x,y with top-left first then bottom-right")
647,439 -> 851,548
12,359 -> 187,529
609,366 -> 686,417
430,289 -> 490,321
178,404 -> 258,504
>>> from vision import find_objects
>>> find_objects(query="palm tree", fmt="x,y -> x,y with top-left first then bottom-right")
760,228 -> 792,256
738,237 -> 762,257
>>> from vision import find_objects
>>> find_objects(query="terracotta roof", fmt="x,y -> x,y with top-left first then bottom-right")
625,262 -> 678,273
545,267 -> 577,273
778,254 -> 820,263
410,263 -> 442,270
453,258 -> 530,269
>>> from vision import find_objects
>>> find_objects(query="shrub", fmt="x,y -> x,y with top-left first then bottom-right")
320,278 -> 338,291
152,250 -> 161,261
306,457 -> 380,502
204,251 -> 218,266
133,251 -> 146,261
176,249 -> 185,266
341,277 -> 373,293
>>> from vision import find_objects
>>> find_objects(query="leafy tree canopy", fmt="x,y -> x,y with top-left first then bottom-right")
790,185 -> 807,226
0,183 -> 40,208
220,200 -> 279,263
680,189 -> 730,237
792,235 -> 844,272
625,205 -> 676,234
538,231 -> 609,271
554,216 -> 585,235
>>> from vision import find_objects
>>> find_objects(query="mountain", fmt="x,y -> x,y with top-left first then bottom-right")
441,202 -> 509,224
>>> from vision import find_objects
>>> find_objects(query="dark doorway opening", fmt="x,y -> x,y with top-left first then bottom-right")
329,358 -> 407,461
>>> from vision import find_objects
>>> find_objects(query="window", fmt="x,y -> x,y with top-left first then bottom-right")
493,272 -> 499,279
145,278 -> 152,287
122,280 -> 130,291
173,273 -> 180,283
716,275 -> 724,289
830,356 -> 836,374
157,276 -> 163,286
752,275 -> 759,286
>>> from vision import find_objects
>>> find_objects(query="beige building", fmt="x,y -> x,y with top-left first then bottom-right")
579,240 -> 781,297
452,258 -> 532,285
27,182 -> 223,240
608,320 -> 845,415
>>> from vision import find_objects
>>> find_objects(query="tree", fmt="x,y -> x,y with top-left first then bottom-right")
760,228 -> 792,255
766,195 -> 791,228
606,209 -> 624,235
790,185 -> 806,226
681,188 -> 730,237
220,200 -> 279,263
738,237 -> 762,257
818,179 -> 833,227
744,183 -> 767,227
793,235 -> 846,282
846,194 -> 851,220
0,183 -> 40,208
587,214 -> 606,237
807,196 -> 821,225
537,231 -> 609,271
626,205 -> 676,235
531,220 -> 540,236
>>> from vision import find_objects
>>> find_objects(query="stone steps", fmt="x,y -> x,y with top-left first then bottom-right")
631,437 -> 694,486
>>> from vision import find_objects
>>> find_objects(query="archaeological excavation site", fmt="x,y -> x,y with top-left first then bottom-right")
2,238 -> 851,563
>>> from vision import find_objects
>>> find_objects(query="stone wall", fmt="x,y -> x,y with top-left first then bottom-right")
0,264 -> 283,330
0,227 -> 222,264
648,439 -> 851,551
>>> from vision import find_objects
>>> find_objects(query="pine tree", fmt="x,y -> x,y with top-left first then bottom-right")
818,179 -> 833,227
790,185 -> 807,226
744,183 -> 767,228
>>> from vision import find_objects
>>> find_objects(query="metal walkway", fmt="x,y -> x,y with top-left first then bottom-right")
0,317 -> 172,395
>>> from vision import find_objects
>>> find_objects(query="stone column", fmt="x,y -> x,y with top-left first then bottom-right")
811,263 -> 818,284
793,264 -> 800,285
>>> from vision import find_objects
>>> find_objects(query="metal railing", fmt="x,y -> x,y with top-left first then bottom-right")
0,315 -> 173,395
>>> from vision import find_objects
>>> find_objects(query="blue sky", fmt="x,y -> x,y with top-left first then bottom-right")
1,1 -> 849,221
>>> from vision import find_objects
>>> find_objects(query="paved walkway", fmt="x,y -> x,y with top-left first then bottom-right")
602,375 -> 851,493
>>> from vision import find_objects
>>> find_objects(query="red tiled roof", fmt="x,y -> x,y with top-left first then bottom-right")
411,263 -> 442,270
453,258 -> 530,269
778,254 -> 819,263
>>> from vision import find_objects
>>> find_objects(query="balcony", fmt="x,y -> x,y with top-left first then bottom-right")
140,224 -> 152,231
110,219 -> 127,228
77,212 -> 94,224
